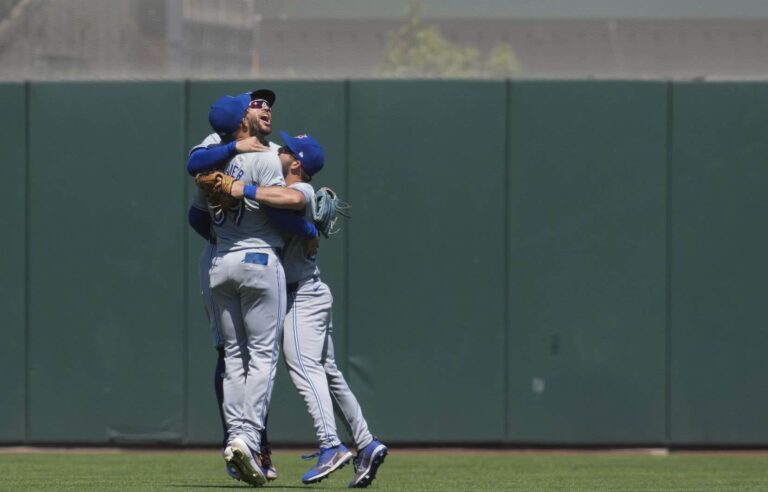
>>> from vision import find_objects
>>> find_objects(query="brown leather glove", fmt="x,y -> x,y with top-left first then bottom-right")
195,171 -> 239,214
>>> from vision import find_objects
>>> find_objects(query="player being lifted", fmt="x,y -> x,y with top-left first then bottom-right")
220,132 -> 389,488
187,90 -> 318,486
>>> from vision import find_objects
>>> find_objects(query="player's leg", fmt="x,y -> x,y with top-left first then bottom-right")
210,253 -> 253,478
324,337 -> 373,450
213,347 -> 227,446
237,248 -> 285,450
283,279 -> 352,484
200,244 -> 230,445
228,248 -> 285,486
210,274 -> 248,435
211,245 -> 275,480
214,347 -> 241,480
320,286 -> 388,489
258,414 -> 277,481
201,244 -> 240,481
284,283 -> 342,449
325,342 -> 388,489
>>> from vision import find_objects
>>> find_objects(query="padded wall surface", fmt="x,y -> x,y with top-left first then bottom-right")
27,82 -> 187,442
506,81 -> 668,443
0,83 -> 27,441
669,83 -> 768,444
5,80 -> 768,445
347,81 -> 508,442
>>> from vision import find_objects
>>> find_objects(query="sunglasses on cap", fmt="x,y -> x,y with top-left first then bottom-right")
248,99 -> 271,111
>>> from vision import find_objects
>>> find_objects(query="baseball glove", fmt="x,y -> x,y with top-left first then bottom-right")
195,171 -> 239,214
313,187 -> 350,238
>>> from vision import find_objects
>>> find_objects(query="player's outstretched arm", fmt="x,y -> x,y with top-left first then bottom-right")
187,142 -> 237,175
264,206 -> 318,239
230,181 -> 306,211
187,137 -> 270,176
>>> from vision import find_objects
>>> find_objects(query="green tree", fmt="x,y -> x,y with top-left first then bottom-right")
377,0 -> 521,78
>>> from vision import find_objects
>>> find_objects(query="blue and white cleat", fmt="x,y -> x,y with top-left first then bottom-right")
348,439 -> 388,488
225,462 -> 240,481
222,448 -> 241,480
226,438 -> 267,487
301,444 -> 354,484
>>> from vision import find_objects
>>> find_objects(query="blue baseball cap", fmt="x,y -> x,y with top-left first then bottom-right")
279,131 -> 325,177
208,89 -> 276,138
209,93 -> 250,138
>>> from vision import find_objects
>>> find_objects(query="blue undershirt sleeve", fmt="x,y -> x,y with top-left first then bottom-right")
187,141 -> 237,176
264,206 -> 318,239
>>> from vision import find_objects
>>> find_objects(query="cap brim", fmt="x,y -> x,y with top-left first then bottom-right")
278,130 -> 298,155
249,89 -> 276,107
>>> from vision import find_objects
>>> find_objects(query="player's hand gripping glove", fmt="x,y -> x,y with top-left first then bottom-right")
313,187 -> 350,238
195,171 -> 239,214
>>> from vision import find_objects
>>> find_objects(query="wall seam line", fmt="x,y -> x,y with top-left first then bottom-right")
503,79 -> 511,444
343,79 -> 351,374
23,80 -> 31,444
664,81 -> 674,446
181,79 -> 191,444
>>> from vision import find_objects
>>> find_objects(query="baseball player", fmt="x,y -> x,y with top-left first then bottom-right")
188,91 -> 317,487
226,132 -> 388,488
187,91 -> 275,481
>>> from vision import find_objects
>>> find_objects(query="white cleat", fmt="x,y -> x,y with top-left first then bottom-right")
222,447 -> 242,481
227,438 -> 267,487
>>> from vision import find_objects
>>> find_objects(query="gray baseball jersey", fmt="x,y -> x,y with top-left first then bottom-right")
190,132 -> 280,157
282,182 -> 321,284
191,132 -> 221,152
209,151 -> 286,252
281,182 -> 374,450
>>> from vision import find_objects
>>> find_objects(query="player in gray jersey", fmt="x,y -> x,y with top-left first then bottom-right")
190,92 -> 317,487
188,90 -> 322,484
228,132 -> 388,488
188,89 -> 288,483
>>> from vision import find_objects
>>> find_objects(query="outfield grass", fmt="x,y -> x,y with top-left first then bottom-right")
1,449 -> 768,491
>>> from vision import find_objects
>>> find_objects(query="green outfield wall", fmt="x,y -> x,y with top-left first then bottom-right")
0,80 -> 766,446
0,83 -> 27,441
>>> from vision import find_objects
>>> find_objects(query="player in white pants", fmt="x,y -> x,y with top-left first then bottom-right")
188,89 -> 287,483
191,93 -> 317,487
189,204 -> 282,482
229,132 -> 388,488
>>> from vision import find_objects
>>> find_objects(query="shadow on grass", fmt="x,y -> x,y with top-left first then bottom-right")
168,485 -> 310,490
